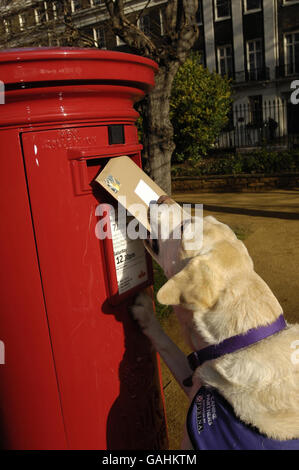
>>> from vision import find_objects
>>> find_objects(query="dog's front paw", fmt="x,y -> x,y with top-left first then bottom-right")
130,290 -> 156,333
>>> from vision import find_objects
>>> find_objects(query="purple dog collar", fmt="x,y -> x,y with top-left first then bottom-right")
188,314 -> 286,371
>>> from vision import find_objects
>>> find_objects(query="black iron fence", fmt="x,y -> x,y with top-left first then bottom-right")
216,99 -> 299,150
234,67 -> 270,83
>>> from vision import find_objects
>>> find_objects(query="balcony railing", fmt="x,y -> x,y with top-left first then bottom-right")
275,64 -> 299,79
234,67 -> 270,83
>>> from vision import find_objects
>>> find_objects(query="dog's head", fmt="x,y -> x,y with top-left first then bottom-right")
145,196 -> 254,312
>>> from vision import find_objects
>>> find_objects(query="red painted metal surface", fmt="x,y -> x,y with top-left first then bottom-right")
0,48 -> 157,85
0,48 -> 167,450
0,48 -> 157,128
0,129 -> 67,450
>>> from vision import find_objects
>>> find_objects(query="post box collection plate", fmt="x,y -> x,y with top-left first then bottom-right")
99,204 -> 152,305
109,211 -> 149,295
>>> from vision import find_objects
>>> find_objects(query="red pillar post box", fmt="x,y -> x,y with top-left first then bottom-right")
0,48 -> 168,450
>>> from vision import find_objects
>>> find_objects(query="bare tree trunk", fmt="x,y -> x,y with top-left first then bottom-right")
140,63 -> 180,194
1,1 -> 199,192
104,0 -> 199,194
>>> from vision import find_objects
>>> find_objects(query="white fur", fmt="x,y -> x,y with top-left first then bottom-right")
131,205 -> 299,449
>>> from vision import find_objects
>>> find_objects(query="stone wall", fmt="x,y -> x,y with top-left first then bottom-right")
172,172 -> 299,193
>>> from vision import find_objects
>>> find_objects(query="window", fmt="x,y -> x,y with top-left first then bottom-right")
198,51 -> 205,65
247,39 -> 263,80
244,0 -> 262,12
215,0 -> 231,20
52,1 -> 63,19
285,32 -> 299,75
116,36 -> 125,46
18,14 -> 26,31
53,2 -> 57,20
196,0 -> 203,25
94,27 -> 106,48
217,45 -> 234,77
90,0 -> 103,5
35,6 -> 44,24
283,0 -> 299,5
249,95 -> 263,127
139,15 -> 151,36
159,9 -> 164,36
3,18 -> 10,34
71,0 -> 81,12
48,33 -> 60,47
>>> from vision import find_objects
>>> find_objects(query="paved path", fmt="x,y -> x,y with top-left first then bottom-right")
175,189 -> 299,217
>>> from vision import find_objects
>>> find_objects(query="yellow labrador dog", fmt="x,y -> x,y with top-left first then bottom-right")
131,196 -> 299,450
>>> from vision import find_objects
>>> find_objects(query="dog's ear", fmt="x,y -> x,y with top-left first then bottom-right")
157,256 -> 225,309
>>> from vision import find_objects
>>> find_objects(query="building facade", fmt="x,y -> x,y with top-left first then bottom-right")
197,0 -> 299,148
1,0 -> 299,148
0,1 -> 167,50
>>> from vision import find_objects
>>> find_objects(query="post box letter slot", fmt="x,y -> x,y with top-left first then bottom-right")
68,146 -> 142,196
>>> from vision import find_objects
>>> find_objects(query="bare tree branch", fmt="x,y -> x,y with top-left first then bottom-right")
163,0 -> 179,40
101,0 -> 199,192
136,0 -> 152,23
104,0 -> 157,57
0,0 -> 200,193
104,0 -> 115,18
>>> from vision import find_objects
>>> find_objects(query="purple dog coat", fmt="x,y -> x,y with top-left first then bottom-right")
187,386 -> 299,450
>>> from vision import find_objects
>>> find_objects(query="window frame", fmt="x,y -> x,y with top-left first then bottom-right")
90,0 -> 103,6
71,0 -> 81,13
282,0 -> 299,6
217,44 -> 234,78
18,13 -> 26,31
93,26 -> 106,49
34,6 -> 44,25
159,8 -> 164,36
248,94 -> 263,128
52,2 -> 57,20
243,0 -> 262,15
284,31 -> 299,76
116,35 -> 125,46
3,18 -> 10,34
214,0 -> 231,21
52,1 -> 63,20
196,0 -> 203,25
138,14 -> 151,36
246,38 -> 264,79
198,50 -> 206,67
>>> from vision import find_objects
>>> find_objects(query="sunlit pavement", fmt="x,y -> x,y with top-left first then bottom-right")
175,188 -> 299,217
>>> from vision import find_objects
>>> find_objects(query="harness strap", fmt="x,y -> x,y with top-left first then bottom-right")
188,314 -> 286,371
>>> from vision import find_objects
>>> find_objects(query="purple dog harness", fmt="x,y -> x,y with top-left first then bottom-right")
186,314 -> 299,450
187,314 -> 287,370
187,386 -> 299,450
